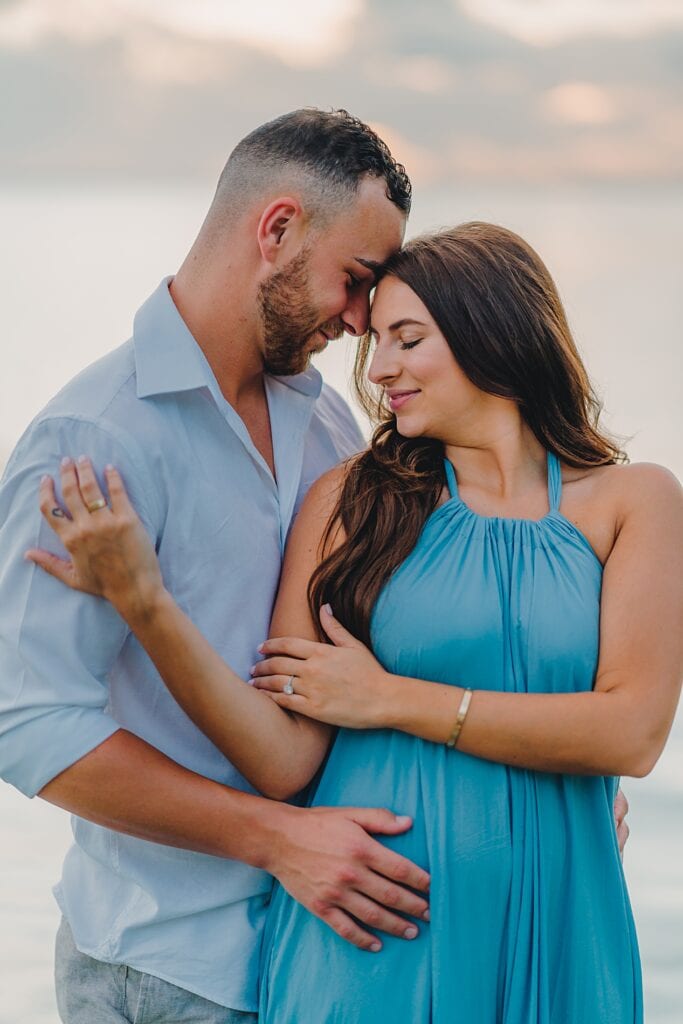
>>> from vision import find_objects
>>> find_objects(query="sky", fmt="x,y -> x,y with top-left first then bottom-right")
0,0 -> 682,183
462,0 -> 683,44
3,0 -> 683,56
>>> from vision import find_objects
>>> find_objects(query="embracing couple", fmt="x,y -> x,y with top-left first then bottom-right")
1,109 -> 681,1024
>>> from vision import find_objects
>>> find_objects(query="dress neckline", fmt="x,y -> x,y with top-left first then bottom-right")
442,451 -> 562,525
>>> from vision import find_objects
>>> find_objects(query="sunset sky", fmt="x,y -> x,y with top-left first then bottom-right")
3,0 -> 683,57
1,0 -> 681,183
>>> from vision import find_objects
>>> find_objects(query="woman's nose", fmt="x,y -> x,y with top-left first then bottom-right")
368,346 -> 399,386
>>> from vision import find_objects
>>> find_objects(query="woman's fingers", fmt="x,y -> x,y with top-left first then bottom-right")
104,465 -> 134,517
31,460 -> 146,600
258,690 -> 309,715
24,549 -> 76,587
38,475 -> 70,535
59,458 -> 91,520
74,456 -> 110,514
251,656 -> 304,681
258,636 -> 320,659
47,456 -> 130,523
60,457 -> 132,519
253,675 -> 308,705
252,674 -> 290,693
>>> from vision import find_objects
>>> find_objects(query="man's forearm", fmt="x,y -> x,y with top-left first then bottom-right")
39,727 -> 434,951
38,728 -> 286,869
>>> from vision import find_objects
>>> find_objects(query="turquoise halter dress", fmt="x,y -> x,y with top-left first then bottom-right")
259,452 -> 642,1023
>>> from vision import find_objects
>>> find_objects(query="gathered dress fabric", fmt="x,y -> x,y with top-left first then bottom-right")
259,452 -> 642,1023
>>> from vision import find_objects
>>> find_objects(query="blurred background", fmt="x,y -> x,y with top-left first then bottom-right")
1,1 -> 681,1021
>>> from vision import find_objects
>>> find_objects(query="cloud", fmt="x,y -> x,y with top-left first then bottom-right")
0,0 -> 363,65
542,82 -> 620,125
0,0 -> 681,184
461,0 -> 683,45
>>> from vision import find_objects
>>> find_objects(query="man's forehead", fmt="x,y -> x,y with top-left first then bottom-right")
344,220 -> 402,269
344,181 -> 406,257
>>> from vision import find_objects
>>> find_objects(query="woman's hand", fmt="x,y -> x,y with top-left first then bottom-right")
25,456 -> 165,622
251,605 -> 393,729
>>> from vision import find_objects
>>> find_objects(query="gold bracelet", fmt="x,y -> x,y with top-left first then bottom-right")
446,687 -> 472,749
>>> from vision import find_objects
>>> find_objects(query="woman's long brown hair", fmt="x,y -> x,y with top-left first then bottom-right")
309,222 -> 626,646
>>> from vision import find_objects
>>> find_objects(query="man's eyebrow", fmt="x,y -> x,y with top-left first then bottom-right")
353,258 -> 384,281
368,317 -> 428,337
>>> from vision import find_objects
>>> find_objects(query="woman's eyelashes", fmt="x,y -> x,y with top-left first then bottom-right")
367,333 -> 423,349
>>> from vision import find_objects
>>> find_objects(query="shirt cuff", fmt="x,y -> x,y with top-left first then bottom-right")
3,706 -> 121,798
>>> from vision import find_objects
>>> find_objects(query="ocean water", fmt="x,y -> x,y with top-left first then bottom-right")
0,183 -> 681,1022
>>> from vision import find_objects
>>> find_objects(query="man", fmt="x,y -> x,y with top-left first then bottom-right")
0,109 -> 628,1023
0,108 -> 430,1024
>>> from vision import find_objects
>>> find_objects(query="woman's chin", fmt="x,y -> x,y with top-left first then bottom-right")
394,416 -> 428,439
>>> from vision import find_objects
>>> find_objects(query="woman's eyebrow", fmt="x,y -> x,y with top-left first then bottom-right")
389,318 -> 428,331
368,318 -> 428,337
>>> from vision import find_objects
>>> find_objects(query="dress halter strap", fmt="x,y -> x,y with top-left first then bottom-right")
444,453 -> 562,513
547,451 -> 562,512
443,458 -> 459,501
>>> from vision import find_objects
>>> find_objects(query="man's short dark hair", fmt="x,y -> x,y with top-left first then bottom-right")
217,108 -> 411,217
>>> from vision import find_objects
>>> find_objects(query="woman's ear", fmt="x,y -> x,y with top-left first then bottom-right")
257,197 -> 303,264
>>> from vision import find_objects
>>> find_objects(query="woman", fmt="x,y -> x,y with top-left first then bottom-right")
30,223 -> 682,1023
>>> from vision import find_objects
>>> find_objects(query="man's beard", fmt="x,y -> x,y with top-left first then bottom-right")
257,247 -> 342,376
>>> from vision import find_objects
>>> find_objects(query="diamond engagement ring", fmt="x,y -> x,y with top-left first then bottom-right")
283,675 -> 295,695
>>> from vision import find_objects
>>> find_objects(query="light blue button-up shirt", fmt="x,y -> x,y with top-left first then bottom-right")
0,278 -> 364,1010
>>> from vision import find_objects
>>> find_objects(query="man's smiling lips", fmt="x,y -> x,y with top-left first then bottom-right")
386,389 -> 420,411
306,329 -> 331,353
311,326 -> 343,351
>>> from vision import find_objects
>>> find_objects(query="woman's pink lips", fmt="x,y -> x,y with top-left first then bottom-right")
388,390 -> 419,411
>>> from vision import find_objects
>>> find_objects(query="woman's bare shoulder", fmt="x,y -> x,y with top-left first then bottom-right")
564,460 -> 679,497
300,453 -> 366,519
563,461 -> 682,535
586,461 -> 680,508
559,461 -> 681,564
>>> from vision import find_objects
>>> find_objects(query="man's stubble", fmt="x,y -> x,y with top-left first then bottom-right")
257,246 -> 343,376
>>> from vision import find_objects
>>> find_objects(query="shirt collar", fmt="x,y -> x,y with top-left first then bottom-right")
134,276 -> 323,402
268,365 -> 323,400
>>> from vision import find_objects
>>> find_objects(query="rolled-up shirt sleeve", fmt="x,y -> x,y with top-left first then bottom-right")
0,414 -> 159,797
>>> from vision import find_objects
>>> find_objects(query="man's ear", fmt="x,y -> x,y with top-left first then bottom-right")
257,197 -> 303,264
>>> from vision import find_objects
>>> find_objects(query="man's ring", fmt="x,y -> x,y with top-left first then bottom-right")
51,507 -> 66,518
87,498 -> 107,513
284,675 -> 295,695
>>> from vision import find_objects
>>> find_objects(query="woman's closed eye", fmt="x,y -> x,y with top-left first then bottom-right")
400,338 -> 423,350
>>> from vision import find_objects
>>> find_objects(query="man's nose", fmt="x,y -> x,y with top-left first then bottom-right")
340,291 -> 370,337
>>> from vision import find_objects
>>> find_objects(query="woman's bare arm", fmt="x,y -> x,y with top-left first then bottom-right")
27,458 -> 346,799
256,464 -> 683,777
434,464 -> 683,774
380,464 -> 682,775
